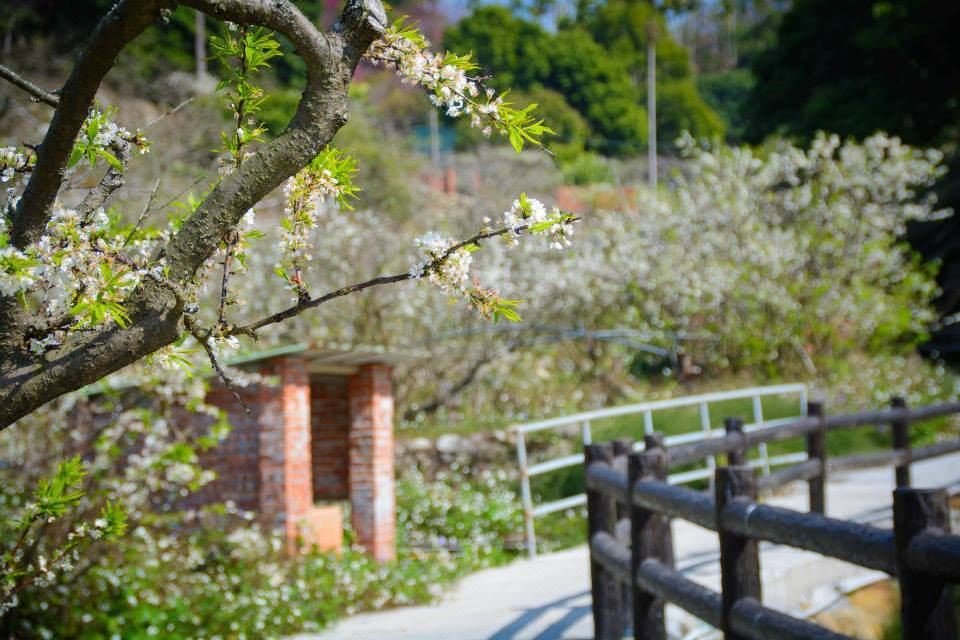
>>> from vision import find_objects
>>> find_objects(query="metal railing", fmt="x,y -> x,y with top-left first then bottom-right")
512,383 -> 808,556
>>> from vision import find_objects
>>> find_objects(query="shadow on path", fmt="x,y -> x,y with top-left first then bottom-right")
487,590 -> 592,640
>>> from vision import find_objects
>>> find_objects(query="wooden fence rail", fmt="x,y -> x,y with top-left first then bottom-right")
585,397 -> 960,640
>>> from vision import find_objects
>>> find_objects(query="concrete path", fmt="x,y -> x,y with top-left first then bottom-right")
295,453 -> 960,640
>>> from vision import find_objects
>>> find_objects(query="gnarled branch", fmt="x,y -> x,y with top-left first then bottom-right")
78,139 -> 131,219
10,0 -> 174,249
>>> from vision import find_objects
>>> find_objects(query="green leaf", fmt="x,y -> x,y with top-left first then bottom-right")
509,128 -> 524,153
68,145 -> 84,168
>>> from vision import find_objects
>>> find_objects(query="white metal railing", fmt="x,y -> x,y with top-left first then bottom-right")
512,383 -> 808,557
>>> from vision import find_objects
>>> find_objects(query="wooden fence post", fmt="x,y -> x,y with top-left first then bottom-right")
724,418 -> 746,466
613,438 -> 634,525
629,433 -> 673,640
612,438 -> 634,629
893,488 -> 956,640
716,466 -> 761,640
891,396 -> 912,488
806,401 -> 827,515
586,442 -> 624,640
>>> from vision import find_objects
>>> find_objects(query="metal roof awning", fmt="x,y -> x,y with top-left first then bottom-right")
226,341 -> 417,375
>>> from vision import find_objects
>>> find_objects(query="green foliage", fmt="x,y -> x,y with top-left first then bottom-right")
545,28 -> 648,155
745,0 -> 960,147
561,151 -> 613,186
2,464 -> 523,638
577,0 -> 690,79
656,79 -> 726,145
445,9 -> 647,155
211,25 -> 282,165
575,0 -> 724,147
445,3 -> 723,155
697,69 -> 754,142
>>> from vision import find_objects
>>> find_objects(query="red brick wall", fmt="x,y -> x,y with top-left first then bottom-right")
310,375 -> 350,500
185,381 -> 266,513
348,364 -> 396,561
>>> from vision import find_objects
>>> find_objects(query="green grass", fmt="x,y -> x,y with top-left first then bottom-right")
528,393 -> 804,504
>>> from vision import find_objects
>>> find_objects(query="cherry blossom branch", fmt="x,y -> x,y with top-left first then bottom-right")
227,217 -> 578,337
78,139 -> 131,220
186,316 -> 251,414
0,62 -> 59,107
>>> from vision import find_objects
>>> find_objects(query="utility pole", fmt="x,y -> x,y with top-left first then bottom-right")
647,22 -> 657,188
428,108 -> 441,168
194,10 -> 207,80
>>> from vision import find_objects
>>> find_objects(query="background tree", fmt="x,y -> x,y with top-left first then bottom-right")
444,2 -> 722,156
744,0 -> 960,355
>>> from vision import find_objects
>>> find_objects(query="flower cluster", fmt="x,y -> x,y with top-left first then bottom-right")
0,105 -> 159,355
500,194 -> 574,249
367,20 -> 552,151
407,194 -> 575,320
0,146 -> 33,184
0,204 -> 165,351
70,107 -> 150,170
409,231 -> 473,292
276,147 -> 359,297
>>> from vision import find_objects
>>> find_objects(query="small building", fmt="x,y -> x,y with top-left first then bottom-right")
184,343 -> 401,561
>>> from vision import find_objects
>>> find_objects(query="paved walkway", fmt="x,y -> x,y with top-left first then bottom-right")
295,453 -> 960,640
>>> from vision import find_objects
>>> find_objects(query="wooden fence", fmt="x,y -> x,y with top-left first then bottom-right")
585,397 -> 960,640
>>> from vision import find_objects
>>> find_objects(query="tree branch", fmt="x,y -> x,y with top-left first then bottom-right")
0,62 -> 59,107
187,316 -> 251,414
10,0 -> 174,249
227,219 -> 575,336
164,0 -> 386,284
77,139 -> 131,219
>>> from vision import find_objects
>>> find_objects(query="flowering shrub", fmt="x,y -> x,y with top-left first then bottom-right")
0,453 -> 523,638
397,467 -> 523,559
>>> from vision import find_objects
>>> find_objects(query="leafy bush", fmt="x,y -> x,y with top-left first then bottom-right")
561,152 -> 613,186
397,467 -> 523,560
1,421 -> 525,639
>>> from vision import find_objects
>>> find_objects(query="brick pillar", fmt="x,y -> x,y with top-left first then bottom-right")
348,364 -> 395,561
258,357 -> 313,553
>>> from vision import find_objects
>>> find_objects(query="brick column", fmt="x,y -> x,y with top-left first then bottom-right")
258,357 -> 313,553
348,364 -> 395,561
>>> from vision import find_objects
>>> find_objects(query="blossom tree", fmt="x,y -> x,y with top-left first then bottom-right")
0,0 -> 575,430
